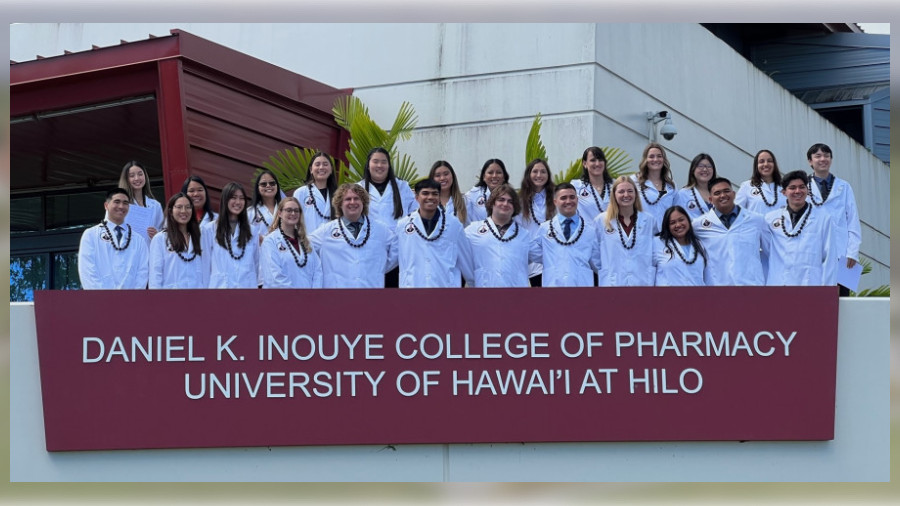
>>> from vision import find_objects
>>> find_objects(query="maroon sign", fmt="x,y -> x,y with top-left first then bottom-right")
34,287 -> 838,451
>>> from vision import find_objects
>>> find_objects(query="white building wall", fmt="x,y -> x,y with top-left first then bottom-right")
9,23 -> 889,288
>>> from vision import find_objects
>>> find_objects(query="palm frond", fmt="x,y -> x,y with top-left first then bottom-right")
256,146 -> 322,192
388,101 -> 418,142
851,285 -> 890,297
525,113 -> 548,164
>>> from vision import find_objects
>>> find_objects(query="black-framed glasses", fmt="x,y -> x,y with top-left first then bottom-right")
259,181 -> 278,188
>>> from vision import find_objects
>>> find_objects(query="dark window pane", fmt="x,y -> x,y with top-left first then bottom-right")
10,254 -> 48,302
47,192 -> 106,231
53,252 -> 82,291
11,197 -> 42,234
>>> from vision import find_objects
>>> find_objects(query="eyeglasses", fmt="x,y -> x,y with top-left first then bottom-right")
696,164 -> 714,170
259,181 -> 278,188
282,208 -> 301,214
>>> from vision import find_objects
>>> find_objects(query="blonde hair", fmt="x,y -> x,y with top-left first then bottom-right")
268,197 -> 311,252
603,176 -> 643,232
637,142 -> 675,188
332,183 -> 370,219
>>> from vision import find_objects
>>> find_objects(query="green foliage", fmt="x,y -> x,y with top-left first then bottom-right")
525,113 -> 548,164
554,147 -> 634,185
332,96 -> 420,186
849,258 -> 890,297
254,96 -> 421,191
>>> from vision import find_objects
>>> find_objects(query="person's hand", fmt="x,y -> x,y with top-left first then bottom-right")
847,258 -> 857,268
147,227 -> 158,239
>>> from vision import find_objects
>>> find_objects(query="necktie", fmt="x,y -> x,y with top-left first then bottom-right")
115,225 -> 124,243
563,218 -> 573,240
348,222 -> 361,238
819,179 -> 830,200
721,214 -> 732,229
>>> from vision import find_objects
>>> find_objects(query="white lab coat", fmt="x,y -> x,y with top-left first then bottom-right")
464,186 -> 491,224
357,179 -> 417,225
674,187 -> 713,221
693,207 -> 770,286
201,220 -> 260,288
735,180 -> 782,216
631,174 -> 675,233
764,206 -> 837,286
293,184 -> 334,235
248,204 -> 276,240
309,216 -> 398,288
653,237 -> 707,286
149,231 -> 208,289
442,197 -> 468,227
518,191 -> 555,278
260,231 -> 324,288
807,175 -> 861,262
77,222 -> 149,289
396,209 -> 474,288
570,178 -> 610,224
464,219 -> 537,287
595,211 -> 655,287
533,214 -> 601,287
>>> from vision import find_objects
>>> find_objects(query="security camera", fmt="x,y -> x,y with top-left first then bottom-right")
659,118 -> 677,140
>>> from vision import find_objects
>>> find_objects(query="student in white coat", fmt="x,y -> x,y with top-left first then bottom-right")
78,188 -> 149,289
429,160 -> 468,226
181,175 -> 219,226
533,183 -> 601,287
293,152 -> 337,235
309,183 -> 398,288
735,149 -> 784,216
674,153 -> 716,221
465,184 -> 537,287
693,177 -> 770,286
248,169 -> 283,243
397,179 -> 474,288
570,146 -> 613,224
632,142 -> 676,232
118,161 -> 164,242
765,171 -> 837,286
805,143 -> 861,295
653,206 -> 708,286
358,147 -> 416,288
202,182 -> 259,289
518,158 -> 556,287
465,158 -> 509,224
596,176 -> 656,287
149,193 -> 208,289
260,197 -> 323,289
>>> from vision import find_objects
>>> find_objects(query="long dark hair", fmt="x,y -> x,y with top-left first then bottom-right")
252,169 -> 282,209
429,160 -> 467,224
216,182 -> 253,250
519,158 -> 556,223
363,147 -> 404,220
685,153 -> 718,189
118,160 -> 156,205
164,193 -> 202,255
751,149 -> 783,186
580,146 -> 614,186
475,158 -> 510,188
658,205 -> 706,266
180,175 -> 215,222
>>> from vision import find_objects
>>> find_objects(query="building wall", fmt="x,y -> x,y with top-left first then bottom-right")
10,23 -> 890,288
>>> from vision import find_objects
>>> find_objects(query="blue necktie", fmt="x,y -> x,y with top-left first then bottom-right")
115,225 -> 124,243
563,218 -> 573,240
348,222 -> 361,238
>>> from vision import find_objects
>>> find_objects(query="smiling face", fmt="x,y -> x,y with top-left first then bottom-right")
529,163 -> 549,190
667,209 -> 690,243
171,197 -> 193,228
368,151 -> 390,184
257,173 -> 278,201
646,148 -> 665,173
491,192 -> 516,224
104,193 -> 131,225
554,188 -> 578,218
808,149 -> 832,177
483,163 -> 505,191
126,165 -> 146,193
432,166 -> 454,194
692,159 -> 714,186
782,178 -> 809,211
227,189 -> 246,219
186,181 -> 207,209
709,181 -> 735,214
310,155 -> 333,185
341,189 -> 364,222
614,181 -> 636,209
756,151 -> 775,182
582,152 -> 606,180
416,187 -> 440,215
279,201 -> 301,229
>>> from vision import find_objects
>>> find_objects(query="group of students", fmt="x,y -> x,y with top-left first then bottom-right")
77,142 -> 860,292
